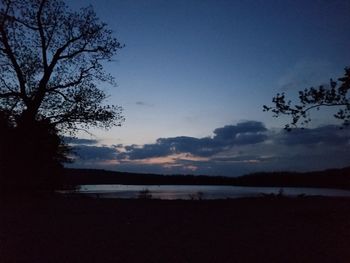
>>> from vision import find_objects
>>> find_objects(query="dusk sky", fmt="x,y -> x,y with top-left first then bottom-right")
67,0 -> 350,176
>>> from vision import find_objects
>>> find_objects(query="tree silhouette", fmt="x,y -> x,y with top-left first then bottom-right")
0,0 -> 124,131
0,0 -> 124,194
264,67 -> 350,131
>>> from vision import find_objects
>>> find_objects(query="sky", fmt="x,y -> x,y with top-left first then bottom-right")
66,0 -> 350,176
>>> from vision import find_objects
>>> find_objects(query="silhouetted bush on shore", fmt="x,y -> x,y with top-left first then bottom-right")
0,112 -> 71,195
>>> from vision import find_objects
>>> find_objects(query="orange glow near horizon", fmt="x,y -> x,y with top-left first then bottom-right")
128,153 -> 209,166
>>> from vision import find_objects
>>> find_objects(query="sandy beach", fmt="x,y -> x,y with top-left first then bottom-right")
1,196 -> 350,262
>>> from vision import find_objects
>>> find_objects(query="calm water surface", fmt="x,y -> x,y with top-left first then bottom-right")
67,185 -> 350,200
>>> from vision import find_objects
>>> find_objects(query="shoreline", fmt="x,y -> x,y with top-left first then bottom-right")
2,197 -> 350,262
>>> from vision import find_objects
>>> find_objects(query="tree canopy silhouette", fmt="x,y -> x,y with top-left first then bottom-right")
264,67 -> 350,130
0,0 -> 124,131
0,0 -> 124,194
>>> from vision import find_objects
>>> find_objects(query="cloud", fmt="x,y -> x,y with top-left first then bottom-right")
120,121 -> 268,159
72,145 -> 119,161
66,121 -> 350,176
135,101 -> 154,107
63,137 -> 98,145
213,121 -> 267,141
277,59 -> 336,91
277,125 -> 350,146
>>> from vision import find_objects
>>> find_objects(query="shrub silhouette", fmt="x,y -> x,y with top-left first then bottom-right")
0,113 -> 70,195
137,189 -> 153,199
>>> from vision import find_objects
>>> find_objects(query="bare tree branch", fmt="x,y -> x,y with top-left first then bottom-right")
37,0 -> 48,70
264,67 -> 350,130
0,19 -> 28,104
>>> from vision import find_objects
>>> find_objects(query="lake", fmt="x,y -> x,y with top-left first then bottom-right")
64,185 -> 350,200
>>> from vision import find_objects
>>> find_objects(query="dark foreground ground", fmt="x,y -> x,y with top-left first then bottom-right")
1,197 -> 350,263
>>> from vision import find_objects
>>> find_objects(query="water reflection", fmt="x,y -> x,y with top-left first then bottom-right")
66,185 -> 350,200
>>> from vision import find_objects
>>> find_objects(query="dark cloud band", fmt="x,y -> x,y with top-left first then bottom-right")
67,121 -> 350,176
122,121 -> 268,160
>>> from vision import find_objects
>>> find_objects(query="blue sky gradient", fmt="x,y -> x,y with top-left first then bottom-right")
67,0 -> 350,175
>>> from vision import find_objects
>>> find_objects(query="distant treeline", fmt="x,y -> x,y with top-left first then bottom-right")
63,167 -> 350,190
